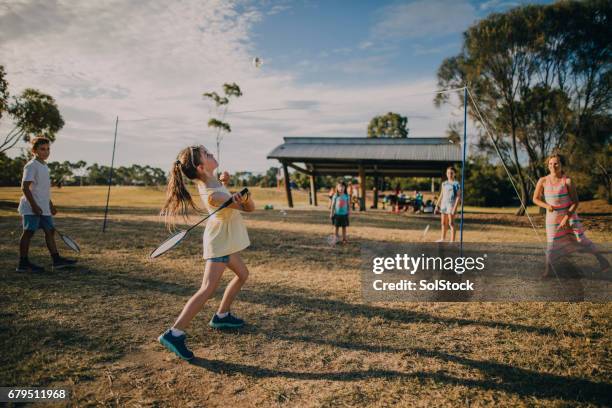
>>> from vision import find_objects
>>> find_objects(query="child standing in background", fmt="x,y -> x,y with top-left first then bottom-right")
435,166 -> 461,242
17,137 -> 77,272
219,170 -> 231,187
330,181 -> 350,244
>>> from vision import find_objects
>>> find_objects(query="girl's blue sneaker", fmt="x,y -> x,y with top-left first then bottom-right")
158,329 -> 194,360
209,313 -> 245,329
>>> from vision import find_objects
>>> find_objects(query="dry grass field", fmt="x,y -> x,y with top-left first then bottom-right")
0,186 -> 610,407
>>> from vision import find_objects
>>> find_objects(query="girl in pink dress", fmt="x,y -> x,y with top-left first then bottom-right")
533,154 -> 609,277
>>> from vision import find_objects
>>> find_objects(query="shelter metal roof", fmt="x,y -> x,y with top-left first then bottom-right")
267,137 -> 461,163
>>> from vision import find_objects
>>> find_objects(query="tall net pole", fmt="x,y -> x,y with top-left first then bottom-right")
460,86 -> 467,255
102,116 -> 119,232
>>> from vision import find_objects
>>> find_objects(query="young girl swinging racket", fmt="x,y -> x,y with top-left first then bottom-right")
158,145 -> 255,360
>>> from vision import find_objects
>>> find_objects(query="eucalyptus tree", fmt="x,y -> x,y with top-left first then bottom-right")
0,67 -> 64,153
435,0 -> 611,213
203,82 -> 243,168
367,112 -> 409,138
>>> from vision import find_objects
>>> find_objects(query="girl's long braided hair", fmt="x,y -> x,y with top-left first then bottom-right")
160,145 -> 205,228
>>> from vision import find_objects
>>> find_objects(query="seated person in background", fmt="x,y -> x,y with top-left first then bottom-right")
413,191 -> 423,213
398,192 -> 408,212
423,198 -> 435,213
388,194 -> 398,212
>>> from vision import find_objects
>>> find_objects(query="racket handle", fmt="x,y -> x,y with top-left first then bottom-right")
220,188 -> 250,209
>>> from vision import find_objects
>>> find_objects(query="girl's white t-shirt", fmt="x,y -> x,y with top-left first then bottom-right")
18,159 -> 52,215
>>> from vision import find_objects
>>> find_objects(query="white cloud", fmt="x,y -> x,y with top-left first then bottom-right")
371,0 -> 477,40
330,54 -> 394,75
413,42 -> 461,56
479,0 -> 520,11
1,0 -> 462,173
267,3 -> 291,16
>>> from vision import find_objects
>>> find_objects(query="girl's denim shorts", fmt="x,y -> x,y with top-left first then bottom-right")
207,255 -> 230,263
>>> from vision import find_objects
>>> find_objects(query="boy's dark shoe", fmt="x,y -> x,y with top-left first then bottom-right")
52,256 -> 77,270
158,329 -> 194,360
209,313 -> 245,329
16,259 -> 45,273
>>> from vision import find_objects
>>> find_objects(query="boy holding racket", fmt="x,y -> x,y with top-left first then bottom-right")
158,145 -> 254,361
17,137 -> 77,272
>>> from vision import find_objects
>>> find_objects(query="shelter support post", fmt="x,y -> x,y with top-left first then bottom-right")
309,172 -> 318,206
282,162 -> 293,208
373,174 -> 379,209
431,177 -> 435,193
359,165 -> 366,211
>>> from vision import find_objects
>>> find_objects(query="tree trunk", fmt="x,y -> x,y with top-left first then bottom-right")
515,182 -> 528,216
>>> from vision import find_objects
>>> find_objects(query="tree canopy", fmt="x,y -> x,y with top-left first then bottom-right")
0,66 -> 65,154
367,112 -> 409,138
435,0 -> 612,210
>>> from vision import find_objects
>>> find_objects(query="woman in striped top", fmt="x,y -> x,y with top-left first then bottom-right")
533,153 -> 609,278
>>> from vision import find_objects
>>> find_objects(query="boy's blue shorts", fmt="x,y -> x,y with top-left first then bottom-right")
23,215 -> 55,231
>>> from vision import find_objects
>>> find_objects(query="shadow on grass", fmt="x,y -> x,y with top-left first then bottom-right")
189,355 -> 611,405
3,259 -> 585,340
0,199 -> 18,211
0,315 -> 118,385
239,284 -> 585,338
251,209 -> 436,230
265,331 -> 611,404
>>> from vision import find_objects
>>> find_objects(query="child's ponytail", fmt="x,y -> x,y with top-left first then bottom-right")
160,146 -> 202,228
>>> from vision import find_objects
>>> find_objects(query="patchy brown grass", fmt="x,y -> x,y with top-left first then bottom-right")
0,186 -> 610,407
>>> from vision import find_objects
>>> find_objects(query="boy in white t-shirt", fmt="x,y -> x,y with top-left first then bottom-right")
17,137 -> 77,272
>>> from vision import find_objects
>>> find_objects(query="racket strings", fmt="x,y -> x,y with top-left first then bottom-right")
58,231 -> 80,253
150,230 -> 188,258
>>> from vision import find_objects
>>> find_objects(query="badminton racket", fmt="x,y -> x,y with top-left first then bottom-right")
38,215 -> 81,253
58,229 -> 81,252
150,187 -> 248,259
326,234 -> 338,246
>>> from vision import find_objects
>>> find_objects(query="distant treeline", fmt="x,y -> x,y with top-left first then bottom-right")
0,153 -> 167,187
1,153 -> 606,206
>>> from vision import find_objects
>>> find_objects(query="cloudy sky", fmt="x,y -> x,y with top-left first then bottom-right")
0,0 -> 551,173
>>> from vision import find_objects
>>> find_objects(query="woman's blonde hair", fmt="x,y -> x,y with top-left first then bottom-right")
160,145 -> 205,227
545,152 -> 565,166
